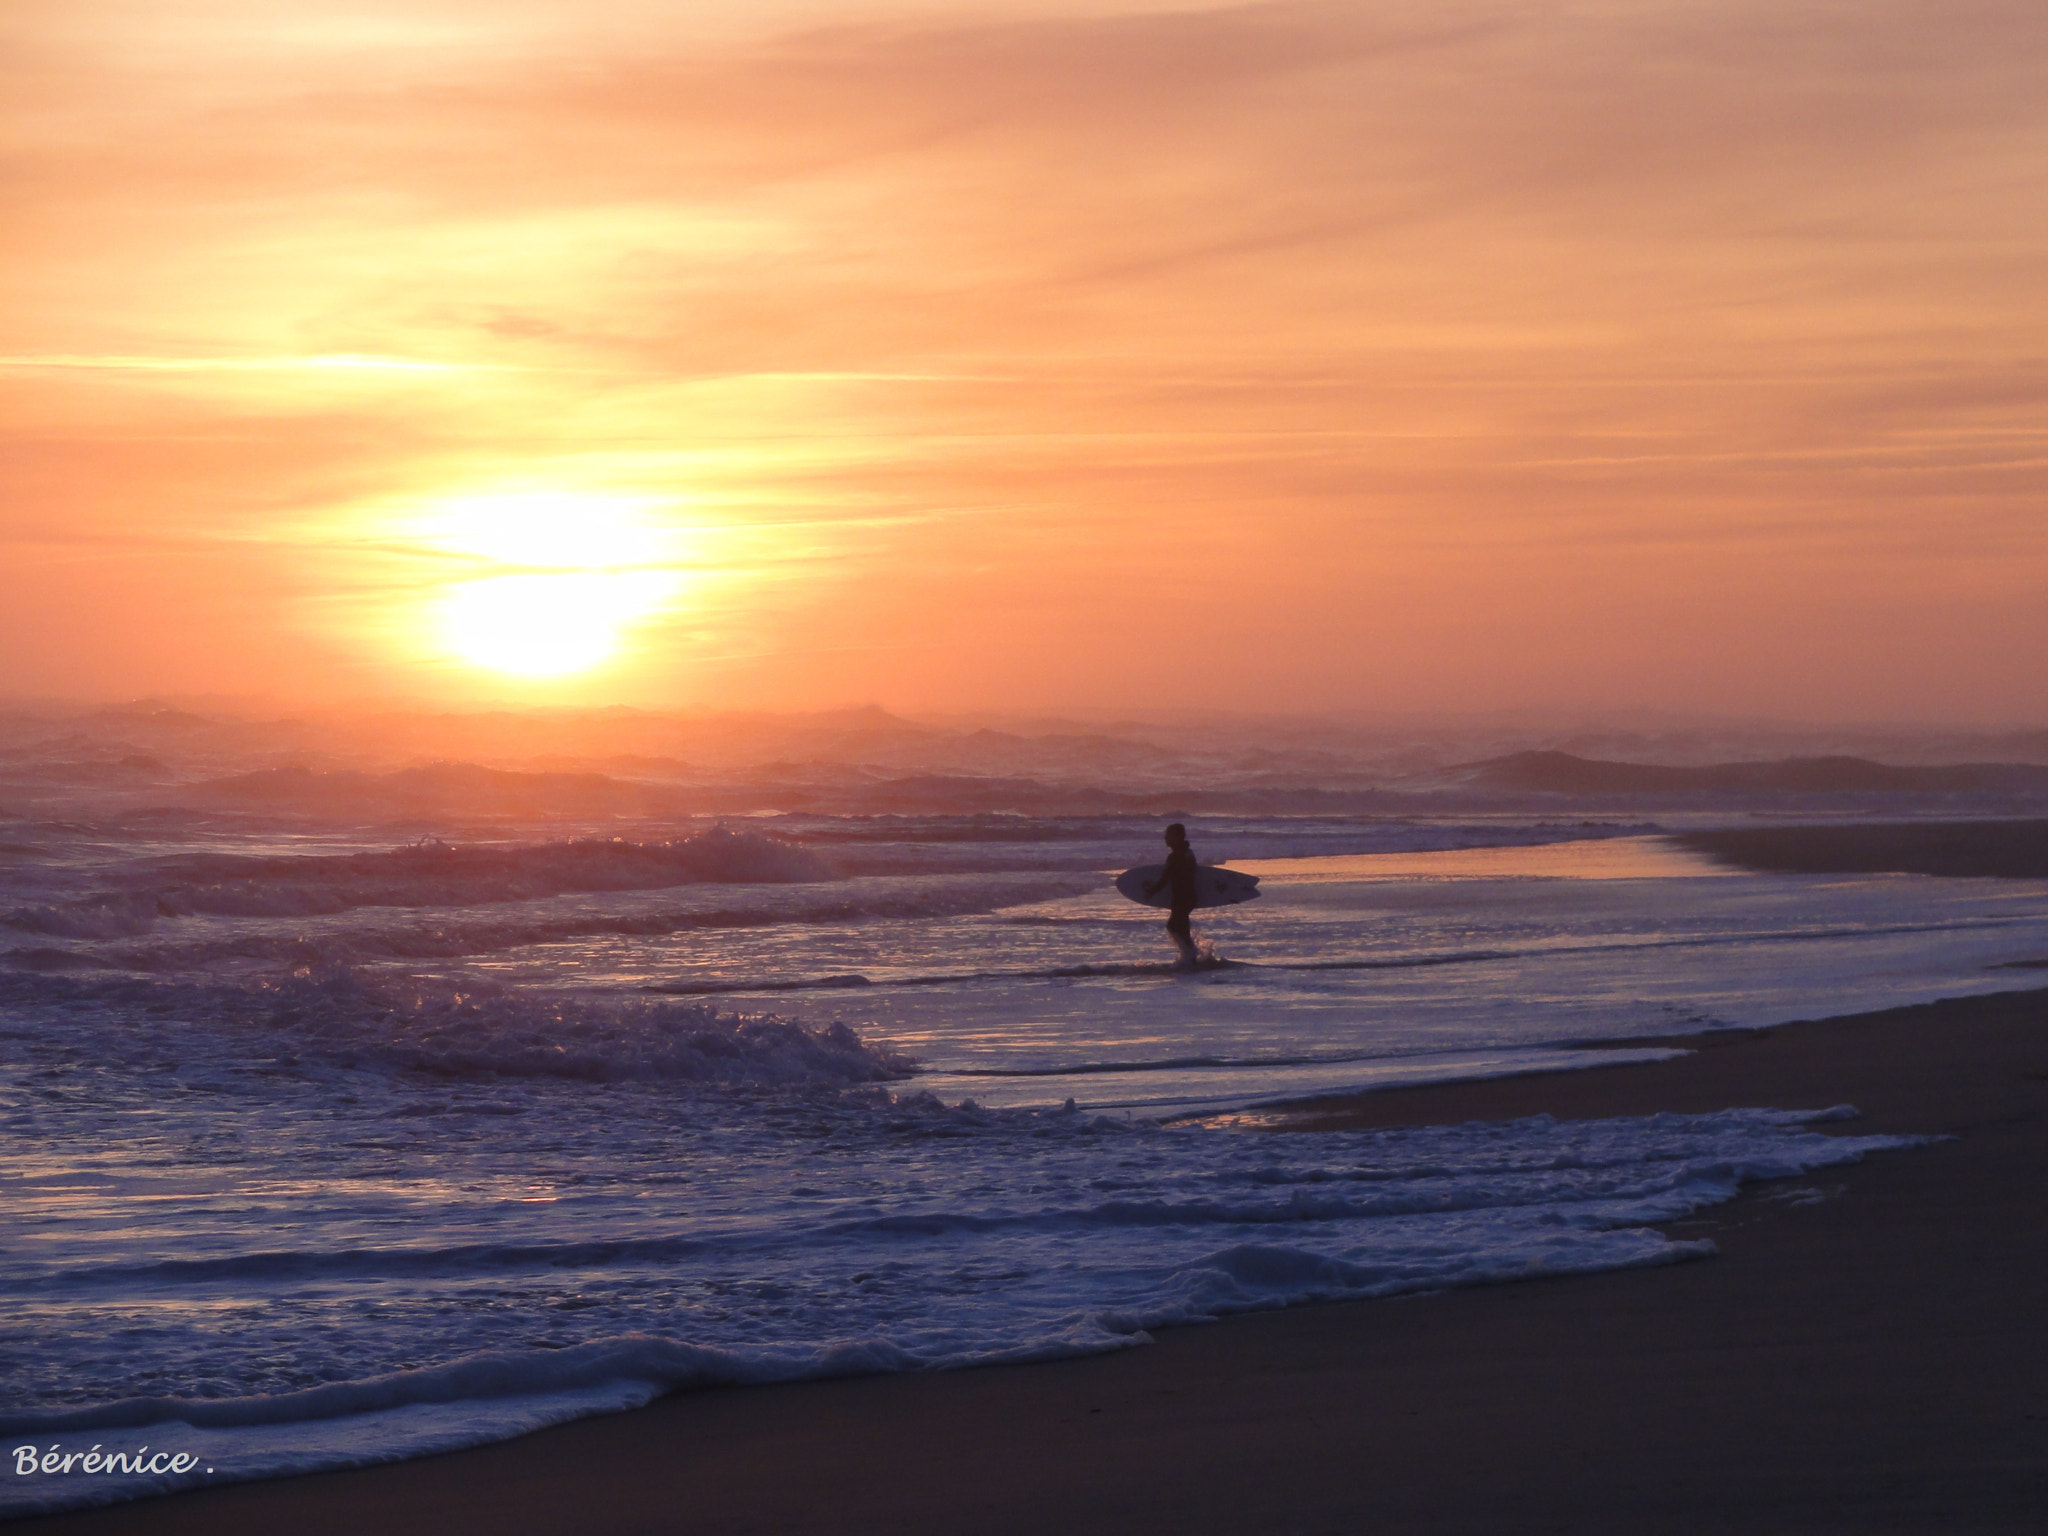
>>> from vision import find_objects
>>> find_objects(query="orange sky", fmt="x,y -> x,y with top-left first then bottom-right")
4,0 -> 2045,721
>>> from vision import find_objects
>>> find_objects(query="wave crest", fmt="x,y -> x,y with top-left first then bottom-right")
1,828 -> 831,941
0,967 -> 917,1087
258,970 -> 916,1085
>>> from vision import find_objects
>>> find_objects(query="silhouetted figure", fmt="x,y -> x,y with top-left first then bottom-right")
1144,822 -> 1202,968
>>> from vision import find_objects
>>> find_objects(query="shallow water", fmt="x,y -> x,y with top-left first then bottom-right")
4,810 -> 2041,1514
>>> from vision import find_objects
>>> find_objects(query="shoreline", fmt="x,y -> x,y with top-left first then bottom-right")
1673,820 -> 2048,880
21,983 -> 2047,1535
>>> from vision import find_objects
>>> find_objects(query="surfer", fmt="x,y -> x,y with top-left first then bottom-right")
1144,823 -> 1202,969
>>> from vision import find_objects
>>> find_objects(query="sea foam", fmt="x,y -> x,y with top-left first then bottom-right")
0,966 -> 917,1086
0,1093 -> 1922,1518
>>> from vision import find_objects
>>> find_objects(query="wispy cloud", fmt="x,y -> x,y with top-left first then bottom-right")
0,354 -> 474,372
4,0 -> 2046,715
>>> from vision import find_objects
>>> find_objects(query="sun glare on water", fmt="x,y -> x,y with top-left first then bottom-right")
419,492 -> 685,679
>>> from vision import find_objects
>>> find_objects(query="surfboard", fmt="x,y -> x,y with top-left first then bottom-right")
1114,863 -> 1262,911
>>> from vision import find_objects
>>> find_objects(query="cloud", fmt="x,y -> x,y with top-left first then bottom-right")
4,1 -> 2047,713
0,354 -> 473,372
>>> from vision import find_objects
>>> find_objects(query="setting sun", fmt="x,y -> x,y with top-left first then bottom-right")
398,492 -> 688,679
440,570 -> 677,677
420,492 -> 676,571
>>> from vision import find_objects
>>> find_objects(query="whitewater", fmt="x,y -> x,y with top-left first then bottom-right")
7,807 -> 2047,1515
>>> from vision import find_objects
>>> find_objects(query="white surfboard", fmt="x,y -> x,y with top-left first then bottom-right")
1114,863 -> 1261,911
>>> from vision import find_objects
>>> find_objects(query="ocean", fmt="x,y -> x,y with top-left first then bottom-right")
6,802 -> 2046,1515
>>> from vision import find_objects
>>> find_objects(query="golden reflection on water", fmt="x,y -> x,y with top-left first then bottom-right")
1232,835 -> 1735,884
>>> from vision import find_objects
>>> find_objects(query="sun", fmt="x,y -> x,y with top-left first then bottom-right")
411,491 -> 686,679
425,490 -> 671,570
441,571 -> 673,678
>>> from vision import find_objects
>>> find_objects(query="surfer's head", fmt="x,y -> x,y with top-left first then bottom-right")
1164,822 -> 1187,847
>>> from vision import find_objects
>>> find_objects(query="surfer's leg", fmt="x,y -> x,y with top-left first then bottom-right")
1166,907 -> 1198,967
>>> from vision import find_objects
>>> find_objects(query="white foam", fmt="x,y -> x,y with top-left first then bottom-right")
0,968 -> 916,1087
0,1088 -> 1921,1517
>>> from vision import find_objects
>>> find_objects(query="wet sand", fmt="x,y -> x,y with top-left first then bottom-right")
1675,819 -> 2048,879
24,982 -> 2048,1536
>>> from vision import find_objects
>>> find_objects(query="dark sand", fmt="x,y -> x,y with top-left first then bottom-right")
1677,820 -> 2048,880
24,984 -> 2048,1536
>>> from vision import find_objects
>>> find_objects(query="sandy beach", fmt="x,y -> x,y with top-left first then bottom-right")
21,974 -> 2045,1536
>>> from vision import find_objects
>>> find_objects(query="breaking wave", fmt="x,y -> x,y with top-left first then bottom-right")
0,828 -> 830,940
0,872 -> 1097,973
0,968 -> 917,1087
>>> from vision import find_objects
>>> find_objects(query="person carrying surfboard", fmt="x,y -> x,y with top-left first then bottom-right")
1144,823 -> 1202,968
1113,830 -> 1258,967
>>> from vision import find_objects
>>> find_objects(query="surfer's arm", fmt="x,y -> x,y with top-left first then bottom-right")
1149,850 -> 1196,903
